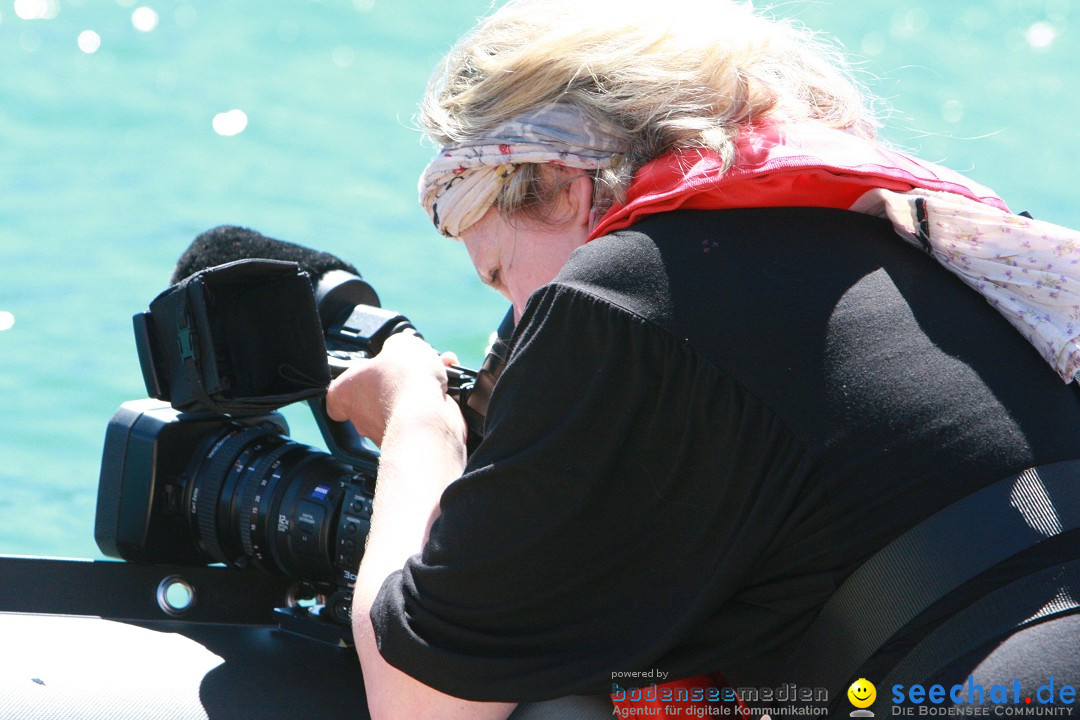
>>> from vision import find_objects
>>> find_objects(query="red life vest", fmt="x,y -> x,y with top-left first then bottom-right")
590,120 -> 1007,240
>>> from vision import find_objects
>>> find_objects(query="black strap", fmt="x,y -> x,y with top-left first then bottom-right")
882,558 -> 1080,688
783,459 -> 1080,694
914,196 -> 932,253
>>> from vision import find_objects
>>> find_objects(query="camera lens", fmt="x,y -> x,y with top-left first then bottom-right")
183,421 -> 374,588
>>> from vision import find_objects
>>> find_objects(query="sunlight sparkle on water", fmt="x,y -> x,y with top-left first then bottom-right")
131,6 -> 158,32
77,30 -> 101,53
942,99 -> 964,124
13,0 -> 59,20
1026,22 -> 1057,50
332,45 -> 355,68
212,109 -> 248,137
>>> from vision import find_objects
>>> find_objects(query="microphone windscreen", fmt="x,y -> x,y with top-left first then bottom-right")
171,225 -> 360,285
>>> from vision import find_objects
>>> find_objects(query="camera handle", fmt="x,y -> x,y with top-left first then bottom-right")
315,353 -> 482,464
307,394 -> 381,471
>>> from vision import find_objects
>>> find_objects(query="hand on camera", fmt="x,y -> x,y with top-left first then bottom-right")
326,333 -> 466,448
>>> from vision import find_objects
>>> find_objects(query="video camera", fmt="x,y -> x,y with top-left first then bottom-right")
94,226 -> 508,643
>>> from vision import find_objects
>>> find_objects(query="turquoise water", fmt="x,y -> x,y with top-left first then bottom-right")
1,0 -> 1077,560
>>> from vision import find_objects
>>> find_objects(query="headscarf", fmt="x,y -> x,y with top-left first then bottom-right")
418,104 -> 627,238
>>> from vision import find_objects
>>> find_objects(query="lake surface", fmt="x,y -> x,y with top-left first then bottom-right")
1,0 -> 1077,559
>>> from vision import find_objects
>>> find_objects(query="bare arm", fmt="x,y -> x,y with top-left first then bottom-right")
326,334 -> 517,720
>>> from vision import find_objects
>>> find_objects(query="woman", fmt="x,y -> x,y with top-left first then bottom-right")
327,1 -> 1080,718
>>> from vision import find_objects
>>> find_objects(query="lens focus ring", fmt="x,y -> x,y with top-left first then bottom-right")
237,443 -> 299,563
193,424 -> 275,564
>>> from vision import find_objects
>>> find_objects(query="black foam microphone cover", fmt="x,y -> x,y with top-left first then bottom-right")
171,225 -> 360,286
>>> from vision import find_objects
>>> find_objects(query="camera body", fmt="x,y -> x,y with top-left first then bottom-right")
95,251 -> 494,636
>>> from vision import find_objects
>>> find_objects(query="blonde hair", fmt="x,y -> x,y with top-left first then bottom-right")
420,0 -> 877,217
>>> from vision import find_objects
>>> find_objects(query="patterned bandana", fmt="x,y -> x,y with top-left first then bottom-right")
418,104 -> 627,238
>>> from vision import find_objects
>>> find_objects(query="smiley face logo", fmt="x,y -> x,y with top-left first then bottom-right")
847,678 -> 876,709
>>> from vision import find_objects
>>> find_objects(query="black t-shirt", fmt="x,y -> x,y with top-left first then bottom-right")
370,208 -> 1080,701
